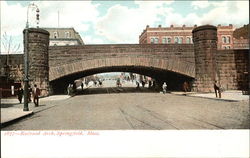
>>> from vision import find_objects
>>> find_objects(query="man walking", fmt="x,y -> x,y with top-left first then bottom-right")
32,84 -> 41,107
17,87 -> 23,103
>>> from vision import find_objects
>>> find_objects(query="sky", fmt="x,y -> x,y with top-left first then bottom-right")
0,0 -> 249,54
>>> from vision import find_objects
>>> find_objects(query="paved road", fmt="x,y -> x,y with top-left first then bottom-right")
2,85 -> 249,130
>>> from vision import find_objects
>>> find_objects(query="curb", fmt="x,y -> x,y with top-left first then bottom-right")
170,92 -> 240,102
1,111 -> 34,129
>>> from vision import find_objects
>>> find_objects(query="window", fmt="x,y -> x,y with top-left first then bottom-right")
65,31 -> 70,38
150,38 -> 154,44
162,38 -> 167,44
224,46 -> 227,49
167,38 -> 171,43
150,37 -> 159,44
54,32 -> 58,39
174,37 -> 179,43
155,38 -> 159,44
226,36 -> 230,43
179,37 -> 183,44
227,46 -> 230,49
186,37 -> 191,44
222,37 -> 227,43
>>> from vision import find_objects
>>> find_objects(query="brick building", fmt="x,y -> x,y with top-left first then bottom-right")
139,24 -> 248,50
43,27 -> 84,46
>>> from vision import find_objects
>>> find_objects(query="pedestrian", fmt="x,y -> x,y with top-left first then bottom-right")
162,82 -> 167,94
116,78 -> 121,87
28,85 -> 32,102
81,82 -> 84,91
67,84 -> 71,95
214,81 -> 221,98
152,80 -> 156,88
148,80 -> 152,89
183,81 -> 189,92
141,80 -> 145,88
32,84 -> 41,107
72,82 -> 77,93
17,87 -> 23,103
98,80 -> 102,87
136,80 -> 140,89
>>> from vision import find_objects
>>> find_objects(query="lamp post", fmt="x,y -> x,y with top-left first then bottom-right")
26,3 -> 40,29
23,3 -> 40,111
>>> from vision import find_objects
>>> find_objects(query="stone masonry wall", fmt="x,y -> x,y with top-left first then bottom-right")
216,49 -> 249,90
192,25 -> 219,92
48,44 -> 195,81
25,28 -> 50,96
1,43 -> 248,93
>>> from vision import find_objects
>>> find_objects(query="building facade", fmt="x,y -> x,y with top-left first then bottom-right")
43,28 -> 84,46
139,24 -> 248,50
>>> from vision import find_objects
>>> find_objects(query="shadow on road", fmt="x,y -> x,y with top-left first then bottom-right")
76,87 -> 159,95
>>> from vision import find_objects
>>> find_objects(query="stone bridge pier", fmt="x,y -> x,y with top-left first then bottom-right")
192,25 -> 219,92
24,28 -> 50,96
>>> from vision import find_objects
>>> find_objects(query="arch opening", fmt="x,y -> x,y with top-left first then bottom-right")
49,66 -> 194,94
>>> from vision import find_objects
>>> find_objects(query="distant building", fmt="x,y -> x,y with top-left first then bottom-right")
139,24 -> 249,50
43,28 -> 84,46
233,24 -> 249,49
139,24 -> 195,45
217,24 -> 234,50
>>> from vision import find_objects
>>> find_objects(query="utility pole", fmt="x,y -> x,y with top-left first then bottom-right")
23,3 -> 40,111
23,28 -> 29,111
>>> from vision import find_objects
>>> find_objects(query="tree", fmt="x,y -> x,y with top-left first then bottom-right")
1,32 -> 21,55
1,32 -> 21,82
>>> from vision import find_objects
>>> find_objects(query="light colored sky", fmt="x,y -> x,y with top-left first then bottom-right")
0,0 -> 249,54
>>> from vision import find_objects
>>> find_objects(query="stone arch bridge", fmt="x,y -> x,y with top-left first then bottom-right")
1,25 -> 248,95
48,44 -> 195,93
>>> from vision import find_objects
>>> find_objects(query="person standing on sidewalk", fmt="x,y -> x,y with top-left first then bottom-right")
162,82 -> 167,94
17,87 -> 23,103
32,84 -> 41,107
214,81 -> 221,98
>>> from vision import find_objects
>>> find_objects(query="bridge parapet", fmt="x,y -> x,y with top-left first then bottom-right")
48,44 -> 195,81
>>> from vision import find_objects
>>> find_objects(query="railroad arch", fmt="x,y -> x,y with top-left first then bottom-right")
49,56 -> 195,93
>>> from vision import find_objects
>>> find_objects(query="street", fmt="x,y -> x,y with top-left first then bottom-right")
2,82 -> 249,130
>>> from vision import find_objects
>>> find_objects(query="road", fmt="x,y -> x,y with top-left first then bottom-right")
2,81 -> 249,130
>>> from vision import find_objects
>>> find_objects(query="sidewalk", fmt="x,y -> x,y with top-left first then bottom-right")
171,90 -> 249,102
1,95 -> 71,127
1,108 -> 33,126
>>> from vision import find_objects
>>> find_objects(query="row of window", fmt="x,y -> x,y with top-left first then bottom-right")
53,31 -> 71,39
223,46 -> 231,49
150,37 -> 193,44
